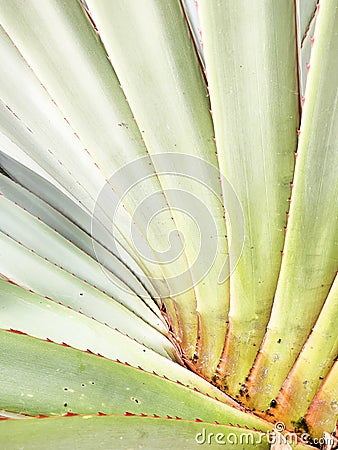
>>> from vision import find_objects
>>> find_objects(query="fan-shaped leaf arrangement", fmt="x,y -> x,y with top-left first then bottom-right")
0,1 -> 337,448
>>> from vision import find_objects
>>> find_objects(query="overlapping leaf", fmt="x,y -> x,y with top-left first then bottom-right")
0,0 -> 336,446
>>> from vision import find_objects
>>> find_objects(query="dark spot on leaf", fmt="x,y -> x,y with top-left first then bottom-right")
64,403 -> 68,407
277,338 -> 281,343
270,399 -> 277,408
292,417 -> 309,434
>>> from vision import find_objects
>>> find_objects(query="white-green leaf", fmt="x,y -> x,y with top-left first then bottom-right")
198,0 -> 299,393
0,156 -> 158,301
0,415 -> 274,450
247,0 -> 338,410
0,232 -> 174,359
85,0 -> 230,379
0,184 -> 165,331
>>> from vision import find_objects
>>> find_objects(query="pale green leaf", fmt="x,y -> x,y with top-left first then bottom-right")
0,330 -> 271,432
0,281 -> 250,404
305,362 -> 338,439
0,232 -> 175,359
298,6 -> 317,97
273,275 -> 338,428
0,0 -> 201,350
247,0 -> 338,409
0,184 -> 165,332
85,0 -> 229,378
0,415 -> 274,450
0,156 -> 158,301
198,0 -> 299,393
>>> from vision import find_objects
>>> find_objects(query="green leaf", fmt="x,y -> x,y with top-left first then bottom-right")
181,0 -> 204,68
296,0 -> 318,43
0,0 -> 335,444
0,36 -> 145,276
0,9 -> 182,302
297,2 -> 317,97
0,415 -> 274,450
0,231 -> 175,359
198,0 -> 299,393
0,280 -> 251,404
0,330 -> 271,432
0,131 -> 77,201
0,0 -> 201,353
0,182 -> 165,332
305,361 -> 338,439
0,280 -> 174,369
85,0 -> 230,379
0,157 -> 158,302
247,0 -> 338,410
273,274 -> 338,428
